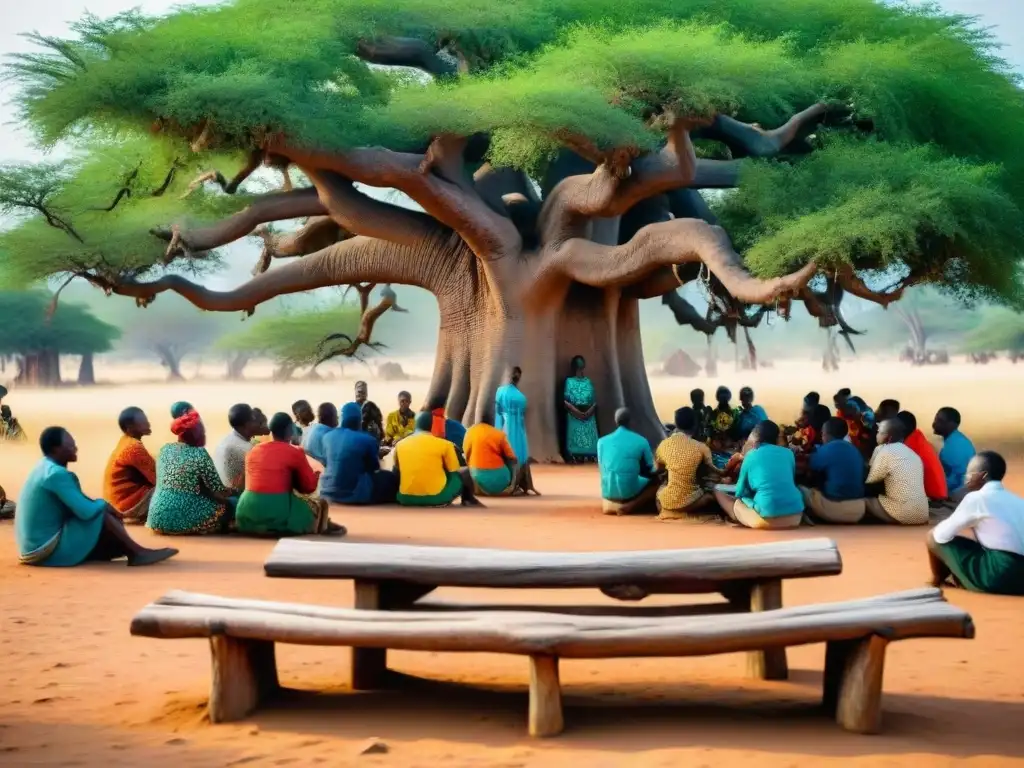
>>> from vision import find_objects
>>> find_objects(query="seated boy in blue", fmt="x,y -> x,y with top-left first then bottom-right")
800,417 -> 866,524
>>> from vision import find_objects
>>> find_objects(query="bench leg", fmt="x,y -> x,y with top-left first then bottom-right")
209,636 -> 278,723
528,655 -> 564,738
746,579 -> 788,681
822,639 -> 857,715
352,580 -> 388,690
836,635 -> 889,734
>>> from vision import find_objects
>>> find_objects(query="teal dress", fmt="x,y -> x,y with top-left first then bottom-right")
148,443 -> 230,535
15,458 -> 107,567
564,375 -> 599,457
495,383 -> 529,463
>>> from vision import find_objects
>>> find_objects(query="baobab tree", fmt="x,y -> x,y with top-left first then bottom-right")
2,0 -> 1023,458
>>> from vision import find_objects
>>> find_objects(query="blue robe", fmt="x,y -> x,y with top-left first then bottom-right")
495,383 -> 529,463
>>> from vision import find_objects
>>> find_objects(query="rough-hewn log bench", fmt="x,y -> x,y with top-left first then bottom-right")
263,538 -> 843,686
130,587 -> 973,736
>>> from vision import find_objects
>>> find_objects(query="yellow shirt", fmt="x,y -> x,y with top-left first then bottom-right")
385,410 -> 416,444
655,433 -> 716,510
394,431 -> 460,497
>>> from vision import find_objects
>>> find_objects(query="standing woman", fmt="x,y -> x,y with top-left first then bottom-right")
148,410 -> 234,535
495,366 -> 539,495
563,355 -> 599,463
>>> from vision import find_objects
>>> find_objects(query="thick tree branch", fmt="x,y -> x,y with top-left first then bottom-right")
690,159 -> 741,189
181,149 -> 262,198
152,187 -> 327,259
538,218 -> 816,305
84,232 -> 459,312
696,103 -> 833,158
274,137 -> 522,259
302,167 -> 444,246
316,284 -> 405,362
355,36 -> 458,77
251,215 -> 347,275
837,265 -> 925,307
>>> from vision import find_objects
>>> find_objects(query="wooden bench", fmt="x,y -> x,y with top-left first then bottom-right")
264,537 -> 843,685
130,587 -> 973,736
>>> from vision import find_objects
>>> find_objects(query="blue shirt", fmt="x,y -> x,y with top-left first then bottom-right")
809,439 -> 865,501
15,458 -> 107,566
597,426 -> 654,501
736,405 -> 768,440
735,444 -> 804,518
940,430 -> 976,492
320,404 -> 380,504
302,423 -> 333,465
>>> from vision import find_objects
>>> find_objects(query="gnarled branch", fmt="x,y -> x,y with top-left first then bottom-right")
181,149 -> 262,198
274,137 -> 522,260
316,284 -> 405,363
538,217 -> 817,305
355,36 -> 458,77
696,103 -> 834,158
251,215 -> 347,275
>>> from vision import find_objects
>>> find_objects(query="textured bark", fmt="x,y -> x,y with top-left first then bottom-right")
16,350 -> 62,387
77,352 -> 96,385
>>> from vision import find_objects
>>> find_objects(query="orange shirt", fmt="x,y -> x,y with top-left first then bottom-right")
463,423 -> 516,470
103,435 -> 156,513
245,440 -> 320,495
904,429 -> 948,501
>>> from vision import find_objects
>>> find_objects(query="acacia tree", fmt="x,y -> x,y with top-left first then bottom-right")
0,291 -> 119,386
3,0 -> 1024,458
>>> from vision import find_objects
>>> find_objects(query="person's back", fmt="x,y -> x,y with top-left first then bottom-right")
303,422 -> 331,463
810,438 -> 864,501
597,425 -> 652,501
737,443 -> 803,517
320,404 -> 380,504
904,429 -> 947,499
464,421 -> 516,495
870,442 -> 927,521
946,481 -> 1024,554
103,433 -> 156,513
940,429 -> 975,491
245,440 -> 317,496
655,431 -> 713,508
395,431 -> 459,500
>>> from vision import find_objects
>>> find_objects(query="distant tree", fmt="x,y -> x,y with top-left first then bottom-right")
890,288 -> 981,363
961,307 -> 1024,358
217,303 -> 371,381
0,291 -> 119,386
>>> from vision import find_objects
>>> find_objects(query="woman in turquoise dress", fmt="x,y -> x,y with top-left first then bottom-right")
148,410 -> 235,535
495,366 -> 540,494
563,355 -> 599,463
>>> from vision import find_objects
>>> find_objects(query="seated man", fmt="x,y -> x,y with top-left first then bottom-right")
933,407 -> 976,505
735,386 -> 768,442
385,391 -> 416,446
0,483 -> 15,520
654,407 -> 720,521
864,418 -> 928,525
394,411 -> 481,507
899,410 -> 948,503
927,451 -> 1024,595
236,412 -> 344,536
102,406 -> 157,524
0,385 -> 26,442
800,417 -> 866,524
714,421 -> 803,530
303,402 -> 338,466
15,427 -> 177,567
213,403 -> 259,495
464,409 -> 521,497
320,402 -> 398,505
426,396 -> 468,457
597,408 -> 658,515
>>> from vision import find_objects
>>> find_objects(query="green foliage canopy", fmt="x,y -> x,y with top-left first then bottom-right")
2,0 -> 1024,307
0,290 -> 120,355
215,304 -> 364,368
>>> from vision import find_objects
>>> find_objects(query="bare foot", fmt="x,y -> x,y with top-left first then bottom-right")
323,522 -> 347,537
128,548 -> 178,567
462,497 -> 487,508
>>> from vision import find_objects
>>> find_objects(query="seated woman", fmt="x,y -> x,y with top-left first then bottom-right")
464,410 -> 522,497
321,403 -> 398,505
102,407 -> 157,524
384,391 -> 416,446
148,410 -> 235,535
16,426 -> 176,567
714,421 -> 804,530
236,412 -> 344,536
655,407 -> 721,521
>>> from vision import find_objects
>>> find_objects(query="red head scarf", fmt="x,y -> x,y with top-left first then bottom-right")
170,410 -> 201,438
431,407 -> 446,438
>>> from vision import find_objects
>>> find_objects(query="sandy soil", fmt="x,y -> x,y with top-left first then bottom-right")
1,360 -> 1023,767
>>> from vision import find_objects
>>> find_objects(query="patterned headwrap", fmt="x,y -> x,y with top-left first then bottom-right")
170,410 -> 201,437
431,407 -> 446,438
170,401 -> 194,419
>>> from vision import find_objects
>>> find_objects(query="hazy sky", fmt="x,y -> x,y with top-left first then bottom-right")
1,0 -> 1022,162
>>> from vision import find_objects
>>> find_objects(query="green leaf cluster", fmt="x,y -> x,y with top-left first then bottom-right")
215,304 -> 365,367
0,290 -> 120,355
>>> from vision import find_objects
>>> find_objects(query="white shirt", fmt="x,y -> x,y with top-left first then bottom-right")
213,430 -> 253,489
932,481 -> 1024,555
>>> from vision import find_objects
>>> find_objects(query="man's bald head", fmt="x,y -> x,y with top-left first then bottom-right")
614,408 -> 631,428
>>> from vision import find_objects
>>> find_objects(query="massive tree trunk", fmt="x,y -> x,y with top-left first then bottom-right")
16,350 -> 62,387
154,343 -> 185,381
78,352 -> 96,385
